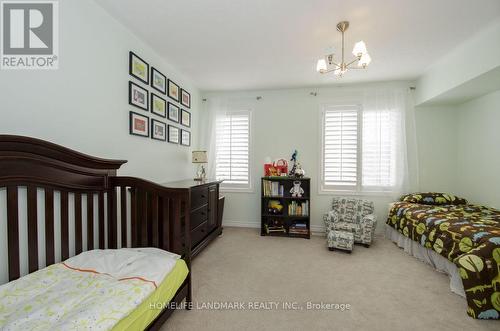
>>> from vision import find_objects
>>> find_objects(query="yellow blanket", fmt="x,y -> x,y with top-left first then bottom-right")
112,259 -> 188,331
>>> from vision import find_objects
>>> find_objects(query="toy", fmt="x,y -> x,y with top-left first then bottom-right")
290,181 -> 304,197
268,200 -> 284,214
289,150 -> 298,176
267,166 -> 279,177
294,162 -> 305,177
274,159 -> 288,176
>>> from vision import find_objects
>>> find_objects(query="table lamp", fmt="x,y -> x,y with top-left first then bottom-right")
192,151 -> 207,181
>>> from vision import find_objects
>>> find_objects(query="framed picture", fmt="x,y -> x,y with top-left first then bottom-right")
129,51 -> 149,84
151,93 -> 166,117
167,79 -> 180,102
129,81 -> 149,111
181,130 -> 191,146
168,102 -> 179,122
181,109 -> 191,127
181,89 -> 191,108
151,119 -> 167,141
129,111 -> 149,137
168,125 -> 180,144
151,67 -> 166,94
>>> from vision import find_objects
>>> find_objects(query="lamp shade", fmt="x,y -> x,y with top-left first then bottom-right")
358,53 -> 371,67
352,41 -> 367,57
316,58 -> 327,72
192,151 -> 208,163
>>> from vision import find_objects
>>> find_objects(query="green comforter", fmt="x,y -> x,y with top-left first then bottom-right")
387,202 -> 500,319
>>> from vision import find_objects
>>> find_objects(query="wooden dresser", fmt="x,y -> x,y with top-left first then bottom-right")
162,179 -> 223,258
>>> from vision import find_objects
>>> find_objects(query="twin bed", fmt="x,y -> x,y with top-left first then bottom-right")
386,192 -> 500,319
0,135 -> 192,330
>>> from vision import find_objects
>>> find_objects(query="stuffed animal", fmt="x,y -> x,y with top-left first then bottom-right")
290,181 -> 304,197
294,162 -> 305,178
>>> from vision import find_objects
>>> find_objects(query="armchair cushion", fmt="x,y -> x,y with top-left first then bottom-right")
332,221 -> 359,235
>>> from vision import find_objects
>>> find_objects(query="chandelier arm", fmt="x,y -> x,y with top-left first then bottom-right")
345,57 -> 360,67
320,67 -> 339,74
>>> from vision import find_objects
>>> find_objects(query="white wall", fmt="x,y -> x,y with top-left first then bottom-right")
0,0 -> 199,284
415,19 -> 500,106
455,90 -> 500,209
414,105 -> 458,193
203,82 -> 459,233
0,0 -> 199,183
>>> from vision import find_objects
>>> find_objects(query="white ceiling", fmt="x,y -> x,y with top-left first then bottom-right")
96,0 -> 500,91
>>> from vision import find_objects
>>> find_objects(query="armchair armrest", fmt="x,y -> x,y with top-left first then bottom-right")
323,210 -> 339,232
361,214 -> 376,226
359,214 -> 377,245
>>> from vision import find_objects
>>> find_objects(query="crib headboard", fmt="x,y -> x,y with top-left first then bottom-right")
0,135 -> 191,283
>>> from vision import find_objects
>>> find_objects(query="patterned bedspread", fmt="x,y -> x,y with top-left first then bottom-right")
387,202 -> 500,319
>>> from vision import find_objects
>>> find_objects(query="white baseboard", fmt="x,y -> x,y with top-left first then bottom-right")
222,220 -> 260,228
222,220 -> 326,236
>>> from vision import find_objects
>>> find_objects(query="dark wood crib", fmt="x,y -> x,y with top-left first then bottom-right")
0,135 -> 191,330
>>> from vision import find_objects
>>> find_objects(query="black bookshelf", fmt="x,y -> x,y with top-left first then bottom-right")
260,176 -> 311,239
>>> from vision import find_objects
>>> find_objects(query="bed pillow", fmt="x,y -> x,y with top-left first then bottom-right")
400,192 -> 468,205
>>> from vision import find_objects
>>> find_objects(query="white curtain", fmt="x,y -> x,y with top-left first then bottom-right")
362,88 -> 416,196
200,96 -> 256,182
199,97 -> 227,180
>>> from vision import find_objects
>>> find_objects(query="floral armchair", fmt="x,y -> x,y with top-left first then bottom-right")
323,197 -> 377,247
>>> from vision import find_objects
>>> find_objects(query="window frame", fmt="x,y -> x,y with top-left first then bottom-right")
215,109 -> 253,193
318,104 -> 395,196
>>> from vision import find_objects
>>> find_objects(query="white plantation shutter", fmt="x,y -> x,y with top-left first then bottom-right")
215,110 -> 251,188
362,110 -> 400,189
321,101 -> 403,193
322,106 -> 360,188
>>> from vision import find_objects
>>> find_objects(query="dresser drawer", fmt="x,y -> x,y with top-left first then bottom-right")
191,221 -> 207,247
191,187 -> 208,209
191,205 -> 208,230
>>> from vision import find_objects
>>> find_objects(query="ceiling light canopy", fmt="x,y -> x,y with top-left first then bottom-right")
316,21 -> 371,77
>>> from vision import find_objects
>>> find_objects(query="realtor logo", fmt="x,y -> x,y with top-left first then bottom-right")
1,1 -> 58,69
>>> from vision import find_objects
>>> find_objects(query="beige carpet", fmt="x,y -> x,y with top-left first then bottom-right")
161,227 -> 498,331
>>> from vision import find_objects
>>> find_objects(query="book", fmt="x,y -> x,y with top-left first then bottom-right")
262,180 -> 284,197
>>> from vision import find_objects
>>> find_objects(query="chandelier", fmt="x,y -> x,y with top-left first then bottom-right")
316,21 -> 371,77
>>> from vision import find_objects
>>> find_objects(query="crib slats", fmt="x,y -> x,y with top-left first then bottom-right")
60,191 -> 69,261
170,200 -> 181,251
7,186 -> 20,281
27,186 -> 39,272
120,186 -> 127,247
131,188 -> 137,247
98,192 -> 105,249
108,188 -> 117,249
140,190 -> 148,246
75,193 -> 82,254
45,188 -> 55,266
161,197 -> 170,251
87,193 -> 94,250
151,193 -> 159,247
173,199 -> 181,253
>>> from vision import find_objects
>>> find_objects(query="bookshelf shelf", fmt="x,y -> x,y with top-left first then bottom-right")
261,176 -> 311,239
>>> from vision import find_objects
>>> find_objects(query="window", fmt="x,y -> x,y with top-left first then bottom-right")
215,110 -> 251,191
321,104 -> 401,193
